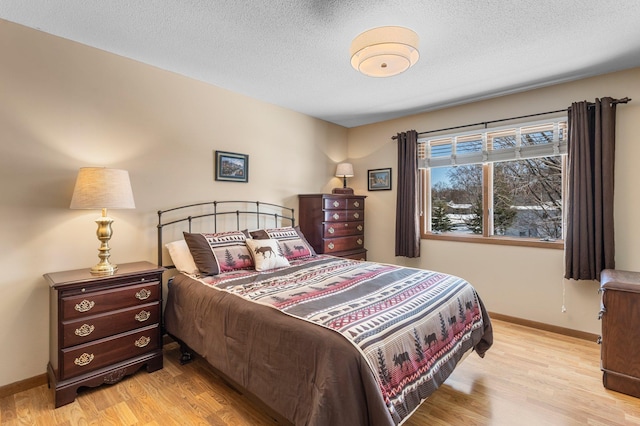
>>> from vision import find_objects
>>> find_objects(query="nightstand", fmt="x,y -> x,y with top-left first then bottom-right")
45,261 -> 165,407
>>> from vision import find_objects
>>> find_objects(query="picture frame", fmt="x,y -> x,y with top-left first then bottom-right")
368,168 -> 392,191
215,151 -> 249,182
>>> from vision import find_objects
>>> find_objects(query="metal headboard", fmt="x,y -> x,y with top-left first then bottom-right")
157,200 -> 295,268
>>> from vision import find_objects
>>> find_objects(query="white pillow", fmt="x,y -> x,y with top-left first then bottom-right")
165,240 -> 199,276
246,239 -> 290,272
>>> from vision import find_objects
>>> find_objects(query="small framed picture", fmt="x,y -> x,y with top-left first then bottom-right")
368,168 -> 392,191
215,151 -> 249,182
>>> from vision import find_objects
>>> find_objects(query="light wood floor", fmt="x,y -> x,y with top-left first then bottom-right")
1,319 -> 639,425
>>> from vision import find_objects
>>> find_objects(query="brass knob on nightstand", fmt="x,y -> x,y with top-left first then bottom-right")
74,300 -> 95,313
135,289 -> 151,300
135,336 -> 151,348
135,310 -> 151,322
74,324 -> 95,337
74,353 -> 94,366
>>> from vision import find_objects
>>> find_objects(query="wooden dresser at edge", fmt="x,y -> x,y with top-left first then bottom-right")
299,194 -> 367,260
45,261 -> 165,407
600,269 -> 640,398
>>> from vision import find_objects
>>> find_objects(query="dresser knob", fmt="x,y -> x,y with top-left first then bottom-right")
333,213 -> 340,220
135,336 -> 151,348
74,300 -> 95,313
135,310 -> 151,322
135,289 -> 151,300
74,324 -> 95,337
74,353 -> 94,366
328,227 -> 335,234
353,201 -> 360,208
357,238 -> 363,245
353,213 -> 360,219
333,201 -> 340,207
357,225 -> 363,231
328,242 -> 335,250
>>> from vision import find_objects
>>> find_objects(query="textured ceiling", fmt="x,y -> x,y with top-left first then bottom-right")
2,1 -> 640,128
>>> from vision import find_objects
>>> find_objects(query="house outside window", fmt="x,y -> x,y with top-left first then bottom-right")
419,118 -> 567,248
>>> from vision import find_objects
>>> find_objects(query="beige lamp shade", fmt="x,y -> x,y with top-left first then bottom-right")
335,162 -> 354,178
70,167 -> 135,210
350,26 -> 419,77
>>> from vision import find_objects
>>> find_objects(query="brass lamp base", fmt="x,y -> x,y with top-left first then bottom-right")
90,209 -> 118,276
332,187 -> 354,195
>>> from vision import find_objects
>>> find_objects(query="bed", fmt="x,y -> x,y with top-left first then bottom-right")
158,201 -> 493,426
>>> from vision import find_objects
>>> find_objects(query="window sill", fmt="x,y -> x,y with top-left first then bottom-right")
422,232 -> 564,250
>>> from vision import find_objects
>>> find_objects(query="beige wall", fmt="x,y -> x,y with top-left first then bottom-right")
0,20 -> 347,387
348,67 -> 640,337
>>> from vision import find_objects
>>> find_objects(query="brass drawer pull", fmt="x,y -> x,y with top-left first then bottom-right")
357,238 -> 363,245
328,242 -> 335,250
135,310 -> 151,322
74,300 -> 95,313
74,353 -> 94,366
357,224 -> 363,231
74,324 -> 95,337
353,201 -> 360,208
135,289 -> 151,300
353,212 -> 360,219
333,200 -> 340,207
332,213 -> 340,220
135,336 -> 151,348
328,227 -> 335,234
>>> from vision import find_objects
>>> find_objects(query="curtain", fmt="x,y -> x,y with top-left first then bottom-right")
565,97 -> 617,281
395,130 -> 420,258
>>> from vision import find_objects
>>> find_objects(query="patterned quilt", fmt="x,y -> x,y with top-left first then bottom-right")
198,255 -> 490,424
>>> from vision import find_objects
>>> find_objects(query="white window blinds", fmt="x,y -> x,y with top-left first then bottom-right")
418,118 -> 567,169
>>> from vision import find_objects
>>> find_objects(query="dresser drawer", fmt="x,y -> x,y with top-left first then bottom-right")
323,222 -> 364,237
62,302 -> 160,347
323,210 -> 364,222
61,324 -> 160,379
62,281 -> 160,321
323,235 -> 365,253
323,197 -> 364,210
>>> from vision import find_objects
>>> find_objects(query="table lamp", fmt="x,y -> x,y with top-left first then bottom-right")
70,167 -> 135,275
332,163 -> 354,195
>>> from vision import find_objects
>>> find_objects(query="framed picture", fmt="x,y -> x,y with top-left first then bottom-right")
215,151 -> 249,182
368,168 -> 392,191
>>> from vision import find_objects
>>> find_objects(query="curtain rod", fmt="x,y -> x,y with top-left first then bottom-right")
391,97 -> 631,140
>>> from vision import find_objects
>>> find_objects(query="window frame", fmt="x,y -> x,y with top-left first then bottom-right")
419,119 -> 567,250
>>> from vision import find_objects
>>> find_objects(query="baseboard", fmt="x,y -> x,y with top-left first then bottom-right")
489,312 -> 599,342
0,373 -> 47,399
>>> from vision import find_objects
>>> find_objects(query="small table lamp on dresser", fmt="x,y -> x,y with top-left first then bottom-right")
332,162 -> 354,195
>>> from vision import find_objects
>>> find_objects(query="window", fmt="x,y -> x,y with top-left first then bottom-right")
419,119 -> 567,246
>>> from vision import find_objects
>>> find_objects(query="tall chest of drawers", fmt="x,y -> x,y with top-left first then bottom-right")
45,261 -> 165,407
299,194 -> 367,260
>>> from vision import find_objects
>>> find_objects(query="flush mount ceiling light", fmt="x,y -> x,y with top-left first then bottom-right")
350,26 -> 420,77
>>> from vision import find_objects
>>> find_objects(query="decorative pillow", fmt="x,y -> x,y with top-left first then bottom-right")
245,239 -> 290,271
183,231 -> 254,275
165,240 -> 199,276
250,226 -> 316,260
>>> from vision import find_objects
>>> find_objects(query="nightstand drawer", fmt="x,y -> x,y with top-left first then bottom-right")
61,324 -> 160,379
62,281 -> 160,321
323,235 -> 364,253
323,221 -> 364,237
323,210 -> 364,222
62,302 -> 160,347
